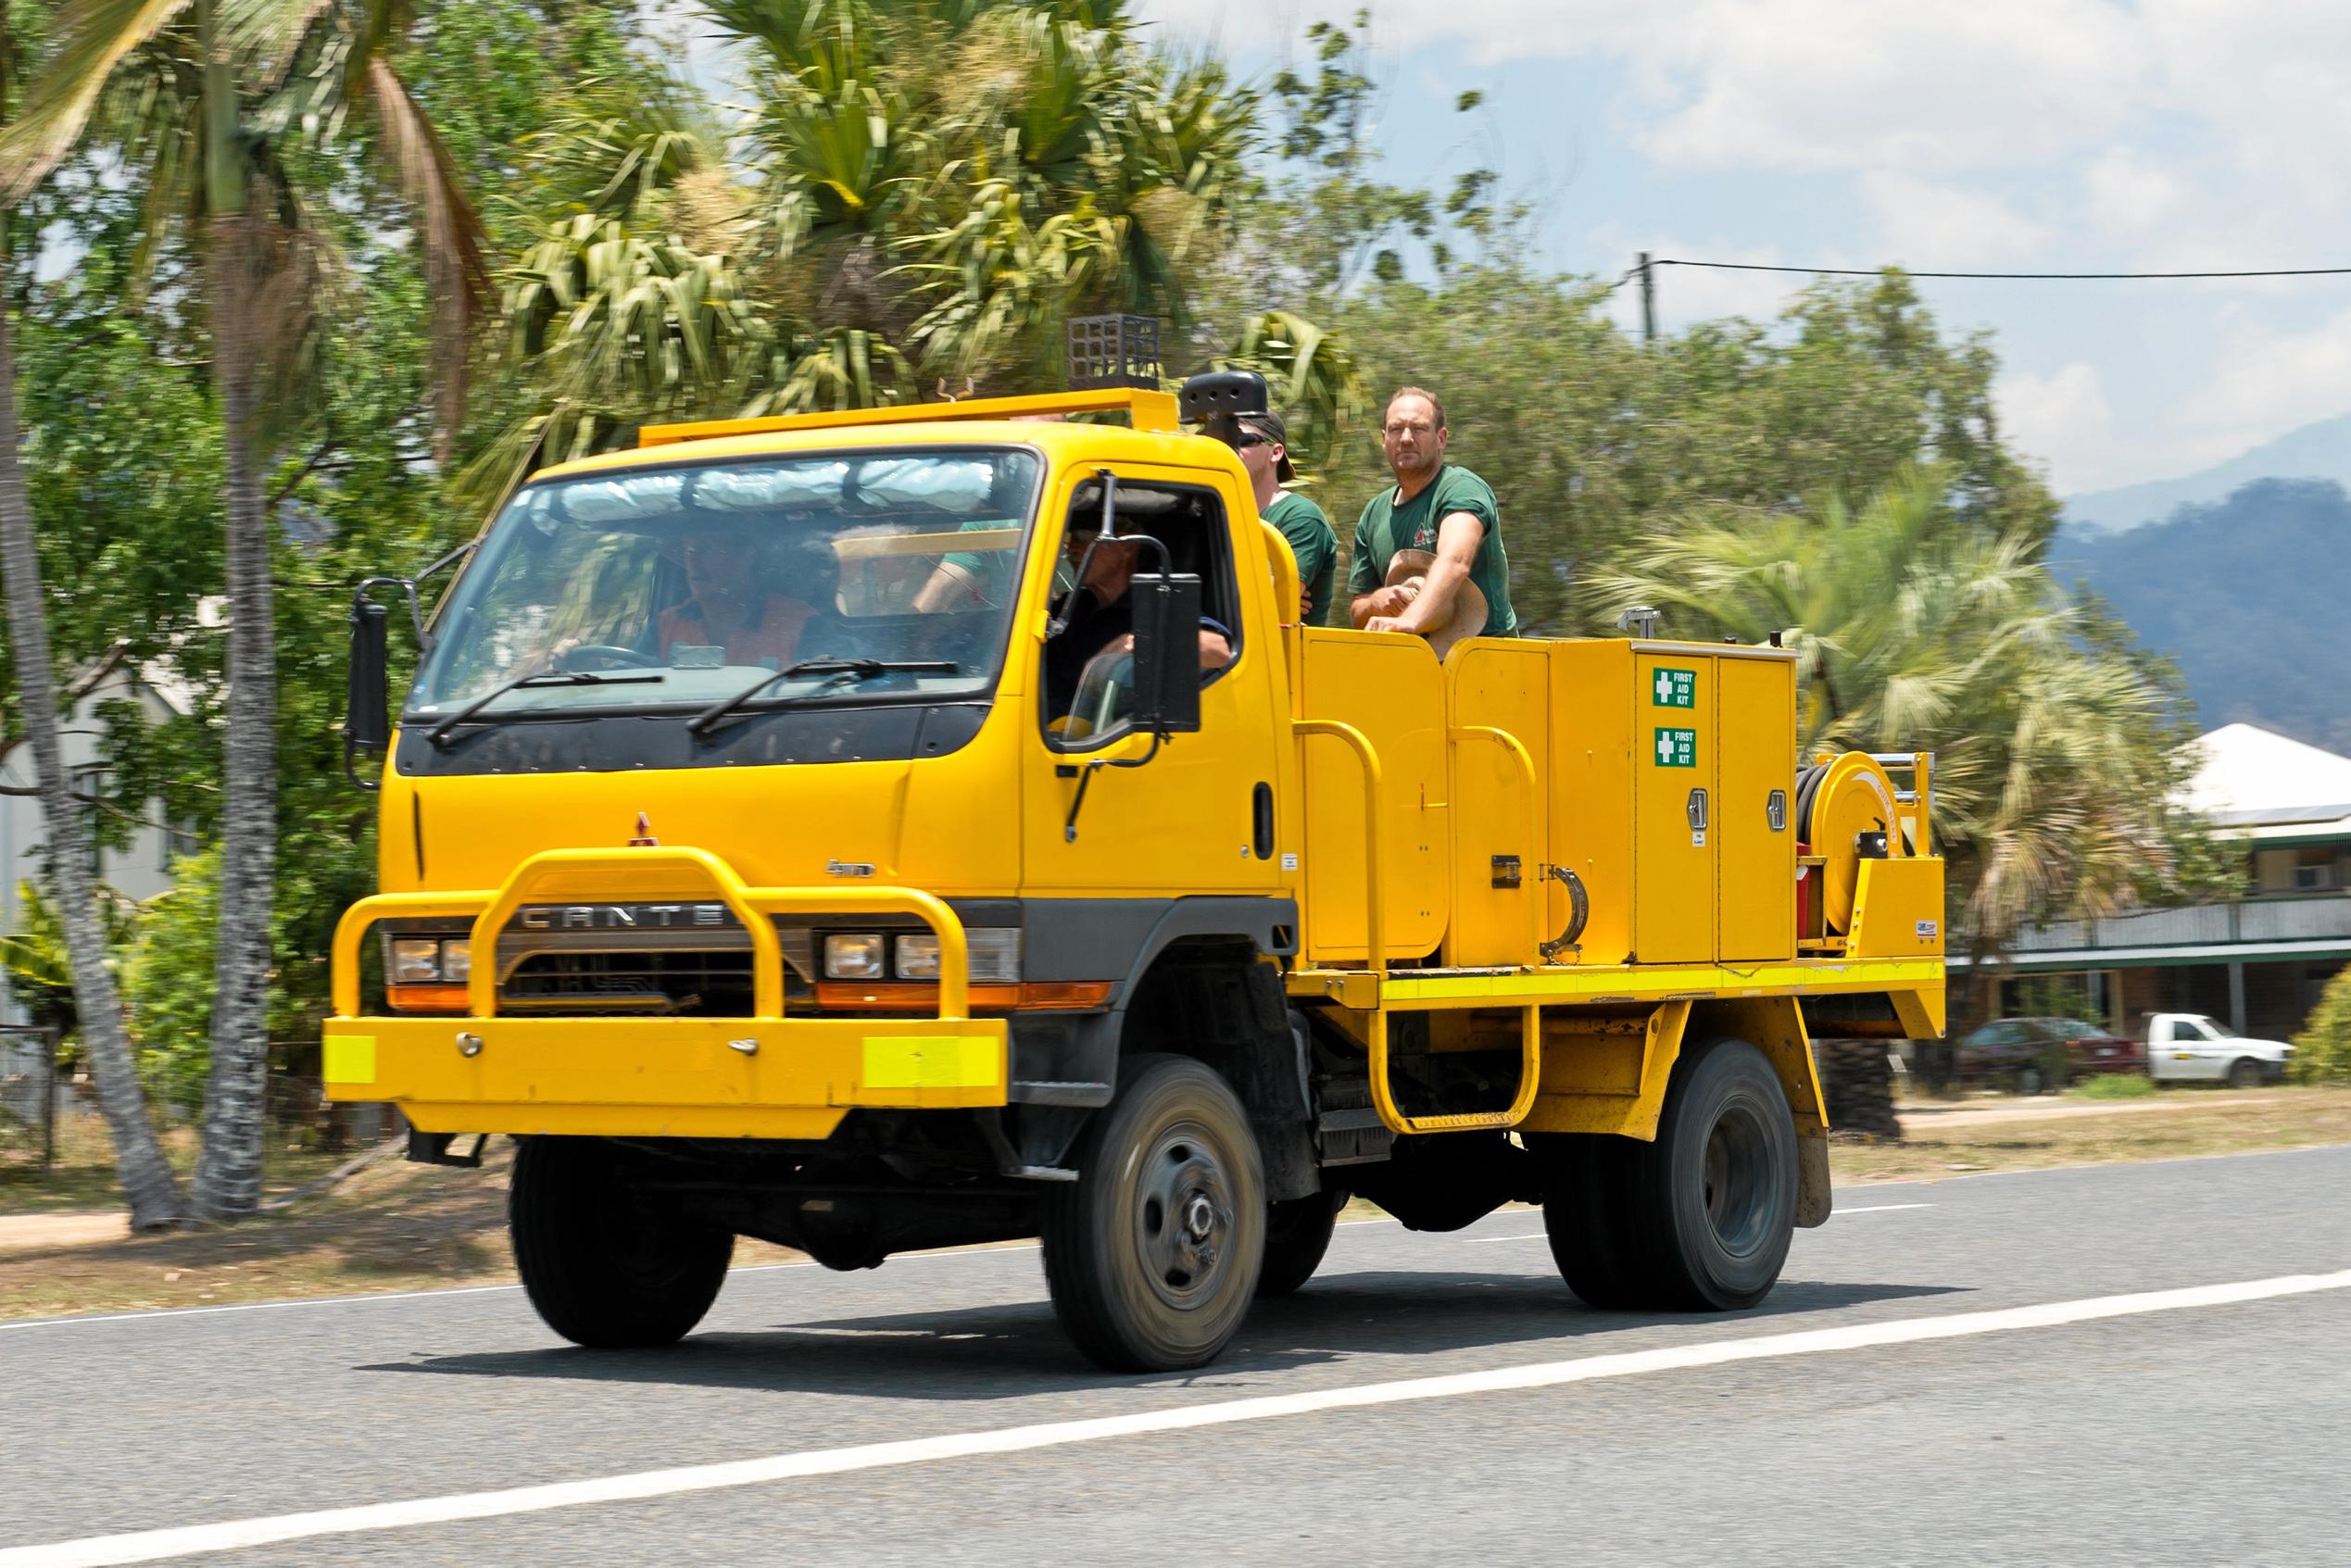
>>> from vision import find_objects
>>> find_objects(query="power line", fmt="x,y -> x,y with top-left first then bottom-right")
1649,258 -> 2351,282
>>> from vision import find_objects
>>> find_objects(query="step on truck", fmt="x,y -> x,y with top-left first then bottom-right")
329,350 -> 1946,1372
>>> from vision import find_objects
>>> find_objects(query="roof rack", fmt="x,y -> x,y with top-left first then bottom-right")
638,388 -> 1181,448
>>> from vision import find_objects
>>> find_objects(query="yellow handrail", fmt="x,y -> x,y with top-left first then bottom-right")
1296,717 -> 1542,1135
639,388 -> 1181,446
330,847 -> 973,1023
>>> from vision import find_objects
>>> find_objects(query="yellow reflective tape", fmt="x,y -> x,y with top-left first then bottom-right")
861,1036 -> 997,1090
323,1035 -> 377,1086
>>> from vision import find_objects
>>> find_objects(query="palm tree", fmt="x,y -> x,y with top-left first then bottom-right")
0,0 -> 488,1219
493,0 -> 1284,467
0,6 -> 188,1228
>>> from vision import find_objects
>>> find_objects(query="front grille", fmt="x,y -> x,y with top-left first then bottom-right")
500,950 -> 777,1016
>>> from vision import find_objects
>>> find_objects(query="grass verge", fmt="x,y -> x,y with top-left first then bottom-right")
1834,1083 -> 2351,1185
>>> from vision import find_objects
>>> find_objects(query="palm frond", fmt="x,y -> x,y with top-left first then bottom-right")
0,0 -> 193,202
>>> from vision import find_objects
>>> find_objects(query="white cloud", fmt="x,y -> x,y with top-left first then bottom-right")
1862,173 -> 2050,268
1999,362 -> 2117,493
2180,307 -> 2351,453
2082,150 -> 2186,237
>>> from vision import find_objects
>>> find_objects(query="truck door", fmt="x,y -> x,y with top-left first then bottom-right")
2151,1017 -> 2192,1080
1019,464 -> 1284,899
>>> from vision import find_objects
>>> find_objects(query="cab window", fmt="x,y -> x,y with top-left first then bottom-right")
1041,476 -> 1240,751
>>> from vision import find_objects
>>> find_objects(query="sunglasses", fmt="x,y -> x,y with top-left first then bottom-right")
1235,432 -> 1272,448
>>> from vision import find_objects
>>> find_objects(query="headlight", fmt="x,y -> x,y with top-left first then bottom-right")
895,933 -> 941,979
894,929 -> 1021,983
824,933 -> 886,980
441,940 -> 471,982
390,938 -> 445,985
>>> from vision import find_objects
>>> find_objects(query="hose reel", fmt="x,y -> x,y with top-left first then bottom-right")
1795,752 -> 1904,935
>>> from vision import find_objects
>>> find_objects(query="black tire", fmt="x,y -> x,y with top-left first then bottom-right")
2016,1063 -> 2048,1097
1537,1132 -> 1654,1310
1258,1190 -> 1344,1298
1627,1037 -> 1799,1311
509,1137 -> 733,1348
1042,1055 -> 1265,1372
2226,1058 -> 2263,1091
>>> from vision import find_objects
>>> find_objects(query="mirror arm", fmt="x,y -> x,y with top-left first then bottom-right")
1062,730 -> 1165,843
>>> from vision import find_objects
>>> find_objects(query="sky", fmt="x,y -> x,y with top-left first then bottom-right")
1121,0 -> 2351,497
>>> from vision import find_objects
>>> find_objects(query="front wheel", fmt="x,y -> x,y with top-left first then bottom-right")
2226,1058 -> 2264,1091
1042,1055 -> 1265,1372
509,1137 -> 733,1348
2016,1063 -> 2048,1097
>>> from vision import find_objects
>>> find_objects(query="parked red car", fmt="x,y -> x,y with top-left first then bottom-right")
1938,1017 -> 2146,1094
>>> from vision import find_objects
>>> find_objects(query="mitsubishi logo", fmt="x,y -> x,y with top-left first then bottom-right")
629,812 -> 659,847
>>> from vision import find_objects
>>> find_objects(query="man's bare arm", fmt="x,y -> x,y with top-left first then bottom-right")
1351,583 -> 1414,627
1366,511 -> 1481,634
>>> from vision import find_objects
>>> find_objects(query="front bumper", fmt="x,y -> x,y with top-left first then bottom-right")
323,846 -> 1009,1140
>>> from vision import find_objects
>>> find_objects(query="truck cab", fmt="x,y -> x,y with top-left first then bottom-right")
2145,1013 -> 2295,1087
328,382 -> 1946,1372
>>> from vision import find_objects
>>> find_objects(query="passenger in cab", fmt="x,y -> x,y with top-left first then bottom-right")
1349,386 -> 1516,657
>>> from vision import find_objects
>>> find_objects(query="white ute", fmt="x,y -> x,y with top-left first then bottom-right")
2145,1013 -> 2295,1088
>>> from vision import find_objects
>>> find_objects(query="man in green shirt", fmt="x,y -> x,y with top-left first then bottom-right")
1350,386 -> 1516,646
1233,410 -> 1337,624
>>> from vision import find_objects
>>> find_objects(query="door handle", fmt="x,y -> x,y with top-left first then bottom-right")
1686,788 -> 1709,833
1251,782 -> 1275,860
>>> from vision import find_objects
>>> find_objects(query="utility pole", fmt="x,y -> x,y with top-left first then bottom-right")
1638,252 -> 1656,346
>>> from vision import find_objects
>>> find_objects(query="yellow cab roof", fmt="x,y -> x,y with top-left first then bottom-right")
526,389 -> 1239,486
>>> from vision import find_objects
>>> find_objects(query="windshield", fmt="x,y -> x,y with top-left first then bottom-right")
2194,1016 -> 2237,1038
408,448 -> 1041,722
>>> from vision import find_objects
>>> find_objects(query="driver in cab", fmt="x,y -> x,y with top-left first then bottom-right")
1045,524 -> 1231,722
657,521 -> 815,669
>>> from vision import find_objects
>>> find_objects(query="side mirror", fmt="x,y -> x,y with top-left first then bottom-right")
1126,571 -> 1203,735
344,594 -> 392,788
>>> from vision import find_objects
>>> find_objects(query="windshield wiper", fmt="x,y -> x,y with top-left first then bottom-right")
685,658 -> 959,739
426,668 -> 665,748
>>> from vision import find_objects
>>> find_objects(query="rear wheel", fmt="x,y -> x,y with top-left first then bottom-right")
1042,1055 -> 1265,1372
1257,1190 -> 1344,1298
509,1137 -> 733,1348
2226,1057 -> 2263,1090
1629,1038 -> 1798,1311
1538,1132 -> 1654,1310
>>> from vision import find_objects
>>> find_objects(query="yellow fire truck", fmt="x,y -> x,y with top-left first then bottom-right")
329,358 -> 1943,1373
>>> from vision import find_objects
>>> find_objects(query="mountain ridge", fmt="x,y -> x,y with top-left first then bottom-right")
2063,412 -> 2351,533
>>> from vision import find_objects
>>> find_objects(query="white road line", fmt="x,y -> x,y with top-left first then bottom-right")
1468,1232 -> 1548,1243
6,1268 -> 2345,1568
1835,1203 -> 1934,1214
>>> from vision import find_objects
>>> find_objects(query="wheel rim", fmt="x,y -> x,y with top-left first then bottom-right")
1129,1118 -> 1238,1310
1700,1102 -> 1775,1259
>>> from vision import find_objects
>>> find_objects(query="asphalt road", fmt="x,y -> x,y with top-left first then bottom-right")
4,1146 -> 2348,1567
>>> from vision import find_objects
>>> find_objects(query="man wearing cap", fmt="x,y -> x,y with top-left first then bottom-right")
1234,411 -> 1337,624
1349,386 -> 1515,655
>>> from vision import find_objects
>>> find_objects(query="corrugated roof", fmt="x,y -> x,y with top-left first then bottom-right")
2182,723 -> 2351,825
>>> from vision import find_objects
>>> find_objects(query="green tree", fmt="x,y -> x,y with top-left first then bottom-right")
2291,964 -> 2351,1084
491,0 -> 1285,471
0,0 -> 490,1218
0,3 -> 186,1226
